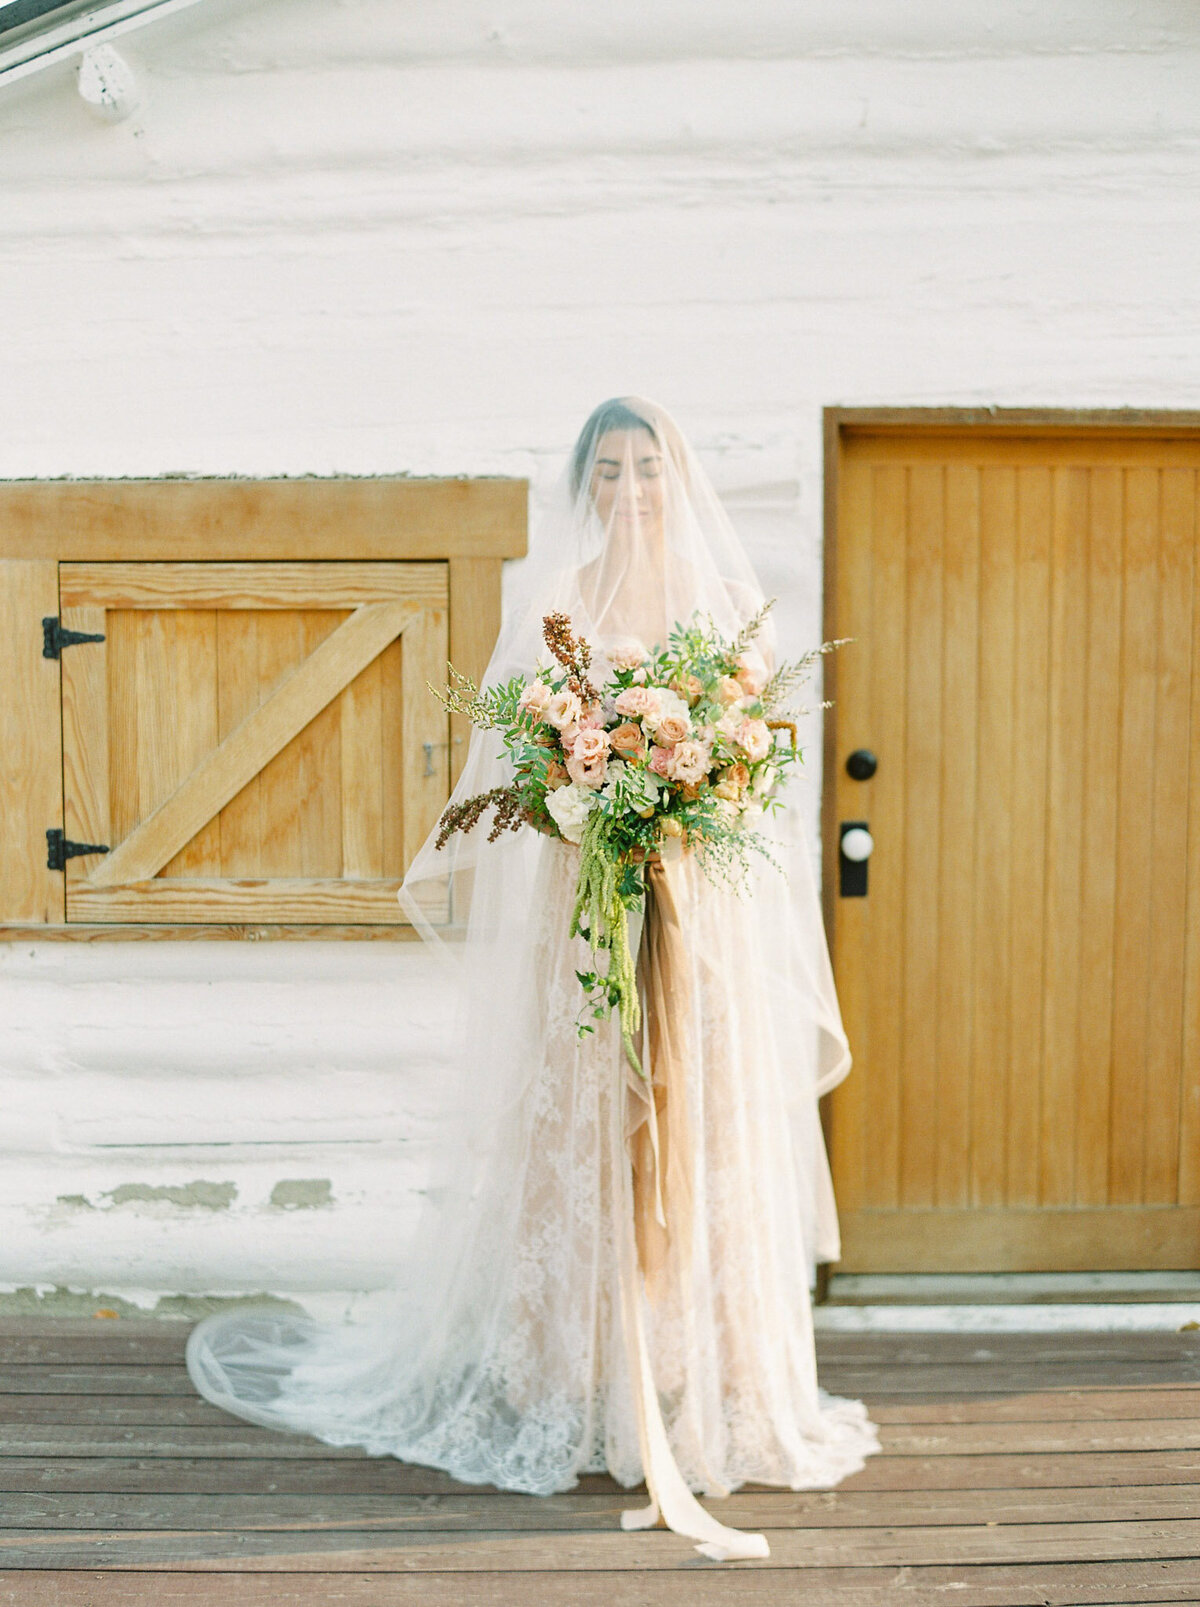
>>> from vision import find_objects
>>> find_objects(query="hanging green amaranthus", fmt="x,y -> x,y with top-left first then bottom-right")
569,807 -> 648,1083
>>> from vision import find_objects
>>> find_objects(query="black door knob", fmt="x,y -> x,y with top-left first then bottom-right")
846,749 -> 877,781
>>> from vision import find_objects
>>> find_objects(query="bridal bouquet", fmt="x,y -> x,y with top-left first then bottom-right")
432,604 -> 839,1075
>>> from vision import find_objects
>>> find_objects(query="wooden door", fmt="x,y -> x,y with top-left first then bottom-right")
58,561 -> 449,925
825,423 -> 1200,1271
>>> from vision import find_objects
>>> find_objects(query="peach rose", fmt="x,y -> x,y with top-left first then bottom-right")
716,676 -> 744,706
544,758 -> 570,790
546,688 -> 582,729
735,718 -> 771,763
734,652 -> 767,697
648,745 -> 674,778
670,674 -> 704,706
610,721 -> 646,761
519,679 -> 553,717
713,779 -> 740,801
669,739 -> 713,786
723,761 -> 751,792
654,712 -> 691,748
566,751 -> 608,789
571,727 -> 611,765
614,685 -> 661,720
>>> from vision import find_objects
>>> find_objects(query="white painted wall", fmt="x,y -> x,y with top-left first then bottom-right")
2,0 -> 1199,1307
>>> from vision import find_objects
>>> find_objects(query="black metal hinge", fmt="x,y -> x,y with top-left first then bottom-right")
42,616 -> 105,659
46,828 -> 110,871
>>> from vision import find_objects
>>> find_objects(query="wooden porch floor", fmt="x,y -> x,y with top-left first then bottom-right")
0,1318 -> 1198,1605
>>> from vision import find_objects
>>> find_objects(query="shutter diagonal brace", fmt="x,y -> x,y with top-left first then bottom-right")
86,598 -> 421,889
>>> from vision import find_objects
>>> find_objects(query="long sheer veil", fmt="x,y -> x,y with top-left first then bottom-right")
185,397 -> 854,1495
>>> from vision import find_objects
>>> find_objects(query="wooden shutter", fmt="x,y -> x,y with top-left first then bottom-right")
58,562 -> 449,925
825,421 -> 1200,1273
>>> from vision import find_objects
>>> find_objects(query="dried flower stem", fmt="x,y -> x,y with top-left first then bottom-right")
542,612 -> 599,704
435,784 -> 532,850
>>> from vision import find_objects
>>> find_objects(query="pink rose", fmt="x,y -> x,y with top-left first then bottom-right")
716,676 -> 744,707
669,740 -> 713,786
614,686 -> 661,720
577,704 -> 606,731
544,759 -> 570,790
648,745 -> 674,778
654,713 -> 691,748
566,751 -> 608,789
735,718 -> 771,763
519,679 -> 552,717
571,727 -> 611,765
545,688 -> 582,729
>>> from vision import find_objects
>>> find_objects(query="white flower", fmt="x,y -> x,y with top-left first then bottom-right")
545,781 -> 599,844
751,763 -> 778,796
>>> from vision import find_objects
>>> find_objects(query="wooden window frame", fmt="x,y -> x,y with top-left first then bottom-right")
0,474 -> 527,941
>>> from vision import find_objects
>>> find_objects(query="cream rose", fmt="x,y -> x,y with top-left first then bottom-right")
545,688 -> 582,730
716,676 -> 744,707
669,739 -> 713,786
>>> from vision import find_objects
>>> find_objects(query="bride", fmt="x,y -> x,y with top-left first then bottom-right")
186,396 -> 880,1560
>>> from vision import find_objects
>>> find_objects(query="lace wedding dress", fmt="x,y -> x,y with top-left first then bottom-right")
186,397 -> 880,1559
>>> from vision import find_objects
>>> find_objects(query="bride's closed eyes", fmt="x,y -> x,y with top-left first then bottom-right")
593,456 -> 663,481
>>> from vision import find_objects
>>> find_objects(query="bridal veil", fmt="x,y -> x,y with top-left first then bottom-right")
186,397 -> 876,1555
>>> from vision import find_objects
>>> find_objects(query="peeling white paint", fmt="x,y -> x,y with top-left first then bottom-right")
2,0 -> 1199,1302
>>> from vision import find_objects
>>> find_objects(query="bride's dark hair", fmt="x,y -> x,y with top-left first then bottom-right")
570,398 -> 659,497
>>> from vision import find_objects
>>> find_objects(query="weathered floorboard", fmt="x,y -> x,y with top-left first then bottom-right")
2,1448 -> 1197,1495
1,1485 -> 1198,1533
2,1518 -> 1200,1569
1,1319 -> 1195,1599
3,1561 -> 1200,1607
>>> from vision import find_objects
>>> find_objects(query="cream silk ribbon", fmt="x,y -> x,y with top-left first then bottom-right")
614,858 -> 770,1562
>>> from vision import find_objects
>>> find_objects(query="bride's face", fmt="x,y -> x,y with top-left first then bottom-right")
589,428 -> 665,541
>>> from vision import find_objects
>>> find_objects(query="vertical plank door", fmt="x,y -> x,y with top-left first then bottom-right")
58,562 -> 450,925
827,427 -> 1200,1271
